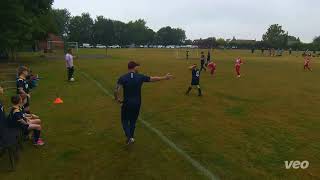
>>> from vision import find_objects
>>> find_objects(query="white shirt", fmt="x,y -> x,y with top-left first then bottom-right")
65,53 -> 74,68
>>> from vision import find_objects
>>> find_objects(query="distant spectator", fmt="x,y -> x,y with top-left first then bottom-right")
65,48 -> 75,82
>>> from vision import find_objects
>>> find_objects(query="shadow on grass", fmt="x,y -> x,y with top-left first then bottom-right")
215,92 -> 261,103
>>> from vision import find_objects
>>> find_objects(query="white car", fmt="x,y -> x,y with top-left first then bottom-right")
83,43 -> 93,48
96,44 -> 107,48
108,45 -> 121,48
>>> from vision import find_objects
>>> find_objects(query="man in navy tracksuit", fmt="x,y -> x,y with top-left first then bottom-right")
114,61 -> 173,145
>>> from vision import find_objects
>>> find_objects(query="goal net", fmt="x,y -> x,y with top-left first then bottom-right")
175,48 -> 200,60
46,41 -> 78,55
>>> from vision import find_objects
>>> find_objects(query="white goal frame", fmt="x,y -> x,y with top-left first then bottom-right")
47,41 -> 79,53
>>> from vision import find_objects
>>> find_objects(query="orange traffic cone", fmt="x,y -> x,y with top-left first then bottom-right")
54,97 -> 63,104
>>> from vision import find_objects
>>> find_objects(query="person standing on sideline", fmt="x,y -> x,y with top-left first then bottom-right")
114,61 -> 173,145
65,49 -> 75,82
200,52 -> 206,72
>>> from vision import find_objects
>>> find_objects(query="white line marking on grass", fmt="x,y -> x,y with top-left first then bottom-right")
80,71 -> 219,180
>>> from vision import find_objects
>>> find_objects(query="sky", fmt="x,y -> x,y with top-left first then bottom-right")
53,0 -> 319,43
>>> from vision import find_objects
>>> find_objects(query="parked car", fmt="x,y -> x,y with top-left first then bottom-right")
83,43 -> 93,48
108,45 -> 121,48
96,44 -> 107,48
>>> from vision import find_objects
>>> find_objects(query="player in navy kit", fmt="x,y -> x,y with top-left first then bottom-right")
114,61 -> 173,145
200,52 -> 206,72
7,95 -> 45,146
16,66 -> 31,113
186,64 -> 202,96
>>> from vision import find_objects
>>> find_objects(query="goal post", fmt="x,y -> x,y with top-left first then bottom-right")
47,41 -> 79,55
66,42 -> 79,54
175,47 -> 200,60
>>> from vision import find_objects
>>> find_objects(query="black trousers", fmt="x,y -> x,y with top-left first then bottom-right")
121,104 -> 141,139
67,67 -> 74,80
200,61 -> 206,71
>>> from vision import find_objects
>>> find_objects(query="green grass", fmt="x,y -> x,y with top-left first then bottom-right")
0,49 -> 319,179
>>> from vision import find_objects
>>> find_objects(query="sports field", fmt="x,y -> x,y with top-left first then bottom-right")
0,49 -> 319,179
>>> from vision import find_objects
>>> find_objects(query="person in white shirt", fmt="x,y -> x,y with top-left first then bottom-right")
65,49 -> 75,82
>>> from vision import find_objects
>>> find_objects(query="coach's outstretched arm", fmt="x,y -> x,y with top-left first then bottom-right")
150,73 -> 173,82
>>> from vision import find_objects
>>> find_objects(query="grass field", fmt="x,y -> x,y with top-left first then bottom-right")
0,48 -> 320,179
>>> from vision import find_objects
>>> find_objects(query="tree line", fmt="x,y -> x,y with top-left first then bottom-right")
41,9 -> 320,51
51,9 -> 186,46
194,24 -> 320,51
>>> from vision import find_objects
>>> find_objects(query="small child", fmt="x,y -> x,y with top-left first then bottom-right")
304,54 -> 312,72
7,95 -> 45,146
208,62 -> 217,77
27,70 -> 39,89
186,64 -> 202,96
235,57 -> 243,78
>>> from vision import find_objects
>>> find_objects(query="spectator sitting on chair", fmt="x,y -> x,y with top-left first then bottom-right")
7,95 -> 45,146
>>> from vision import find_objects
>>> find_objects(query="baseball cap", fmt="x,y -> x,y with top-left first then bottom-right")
128,61 -> 140,69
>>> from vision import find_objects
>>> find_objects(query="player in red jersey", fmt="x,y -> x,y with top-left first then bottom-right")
235,57 -> 243,78
304,54 -> 312,71
207,62 -> 216,77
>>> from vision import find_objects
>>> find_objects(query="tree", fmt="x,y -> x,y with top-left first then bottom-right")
194,37 -> 217,49
184,39 -> 193,45
93,16 -> 114,45
262,24 -> 288,49
127,19 -> 153,45
156,26 -> 186,45
287,35 -> 302,50
68,13 -> 94,44
52,9 -> 71,38
313,36 -> 320,51
113,20 -> 129,45
0,0 -> 53,59
217,38 -> 226,47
